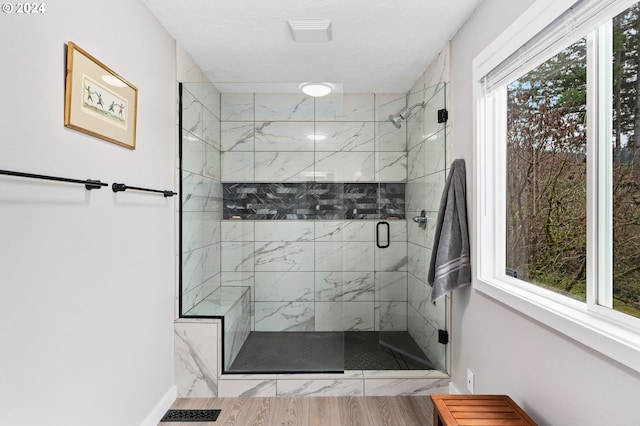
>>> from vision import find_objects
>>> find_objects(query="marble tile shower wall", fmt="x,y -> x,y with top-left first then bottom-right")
217,92 -> 410,332
181,82 -> 224,313
405,44 -> 450,372
219,220 -> 408,332
220,93 -> 408,183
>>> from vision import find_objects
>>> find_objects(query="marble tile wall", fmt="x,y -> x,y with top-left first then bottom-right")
406,43 -> 450,372
180,82 -> 224,314
222,182 -> 405,220
220,93 -> 407,183
219,220 -> 408,332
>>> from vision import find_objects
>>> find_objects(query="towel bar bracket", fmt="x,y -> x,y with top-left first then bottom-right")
412,210 -> 427,229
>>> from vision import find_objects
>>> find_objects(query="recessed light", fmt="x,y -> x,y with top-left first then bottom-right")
300,82 -> 332,97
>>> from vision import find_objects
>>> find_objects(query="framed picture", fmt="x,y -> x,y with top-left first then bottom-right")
64,42 -> 138,149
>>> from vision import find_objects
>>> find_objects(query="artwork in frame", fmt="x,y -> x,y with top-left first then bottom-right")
64,42 -> 138,149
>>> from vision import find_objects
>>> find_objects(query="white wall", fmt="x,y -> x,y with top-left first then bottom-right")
0,1 -> 177,425
449,0 -> 640,424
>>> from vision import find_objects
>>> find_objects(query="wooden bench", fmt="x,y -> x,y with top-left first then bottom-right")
430,394 -> 537,426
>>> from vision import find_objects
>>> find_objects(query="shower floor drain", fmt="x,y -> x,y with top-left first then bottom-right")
160,409 -> 221,422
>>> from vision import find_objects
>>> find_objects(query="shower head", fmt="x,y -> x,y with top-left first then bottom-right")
387,102 -> 426,129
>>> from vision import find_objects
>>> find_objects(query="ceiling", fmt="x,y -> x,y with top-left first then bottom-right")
142,0 -> 483,93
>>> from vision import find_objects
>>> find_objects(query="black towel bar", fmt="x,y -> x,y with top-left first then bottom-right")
0,169 -> 107,190
112,182 -> 177,197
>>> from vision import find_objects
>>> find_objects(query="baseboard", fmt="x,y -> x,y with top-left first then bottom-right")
140,385 -> 177,426
449,381 -> 462,394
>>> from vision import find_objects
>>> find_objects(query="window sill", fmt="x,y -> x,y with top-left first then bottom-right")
475,276 -> 640,374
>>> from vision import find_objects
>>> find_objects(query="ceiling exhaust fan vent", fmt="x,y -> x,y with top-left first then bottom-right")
287,19 -> 332,43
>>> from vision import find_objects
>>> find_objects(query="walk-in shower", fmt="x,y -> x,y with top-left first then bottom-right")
178,81 -> 449,375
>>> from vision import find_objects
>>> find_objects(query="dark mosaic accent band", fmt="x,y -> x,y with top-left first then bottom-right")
224,183 -> 405,220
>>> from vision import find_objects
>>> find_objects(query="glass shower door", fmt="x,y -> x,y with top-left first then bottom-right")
378,82 -> 449,372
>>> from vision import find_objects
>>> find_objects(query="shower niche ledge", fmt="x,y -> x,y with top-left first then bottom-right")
185,286 -> 251,371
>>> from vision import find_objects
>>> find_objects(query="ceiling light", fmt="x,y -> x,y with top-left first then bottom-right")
300,82 -> 332,97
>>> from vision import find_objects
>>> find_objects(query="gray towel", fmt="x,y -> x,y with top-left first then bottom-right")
428,158 -> 471,303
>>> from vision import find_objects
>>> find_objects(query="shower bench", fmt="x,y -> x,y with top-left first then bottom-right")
431,394 -> 537,426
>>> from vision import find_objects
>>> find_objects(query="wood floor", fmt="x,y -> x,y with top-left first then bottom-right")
164,396 -> 435,426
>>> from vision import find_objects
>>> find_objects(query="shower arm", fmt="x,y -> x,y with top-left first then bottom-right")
406,102 -> 426,114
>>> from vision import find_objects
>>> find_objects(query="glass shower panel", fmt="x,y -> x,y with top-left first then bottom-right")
379,82 -> 449,372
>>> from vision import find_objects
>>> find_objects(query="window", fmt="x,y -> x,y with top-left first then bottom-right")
474,0 -> 640,373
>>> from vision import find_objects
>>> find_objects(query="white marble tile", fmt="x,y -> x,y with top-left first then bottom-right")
221,221 -> 255,242
224,289 -> 251,369
254,272 -> 314,302
315,242 -> 374,272
277,371 -> 364,380
376,121 -> 407,152
314,301 -> 343,331
254,152 -> 315,182
387,220 -> 407,242
276,379 -> 364,397
408,243 -> 430,283
361,370 -> 448,378
364,378 -> 449,396
182,88 -> 203,139
406,171 -> 446,212
182,283 -> 206,314
314,221 -> 375,242
182,248 -> 204,294
202,178 -> 223,213
202,108 -> 221,150
174,322 -> 218,397
406,85 -> 446,151
408,274 -> 429,319
203,243 -> 221,282
255,121 -> 315,151
254,241 -> 314,271
375,93 -> 407,122
221,121 -> 254,152
182,130 -> 204,174
343,301 -> 375,331
315,93 -> 375,121
221,242 -> 255,272
378,301 -> 407,331
202,83 -> 221,120
314,152 -> 375,182
315,271 -> 374,302
221,93 -> 254,121
255,301 -> 314,331
204,142 -> 221,180
255,93 -> 314,121
375,242 -> 407,272
218,379 -> 277,397
376,152 -> 407,182
313,221 -> 345,242
376,272 -> 407,301
221,152 -> 254,182
254,221 -> 314,242
182,212 -> 203,252
182,172 -> 203,212
407,128 -> 446,181
314,122 -> 375,152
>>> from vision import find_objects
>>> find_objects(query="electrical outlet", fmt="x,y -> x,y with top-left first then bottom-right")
467,369 -> 475,394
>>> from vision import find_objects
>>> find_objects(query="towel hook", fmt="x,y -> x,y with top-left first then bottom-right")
412,210 -> 427,229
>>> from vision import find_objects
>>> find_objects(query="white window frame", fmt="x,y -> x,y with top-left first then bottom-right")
473,0 -> 640,374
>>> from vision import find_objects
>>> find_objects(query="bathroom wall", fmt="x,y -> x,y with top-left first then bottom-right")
217,93 -> 410,332
406,44 -> 451,372
180,81 -> 223,313
1,1 -> 177,424
450,0 -> 640,424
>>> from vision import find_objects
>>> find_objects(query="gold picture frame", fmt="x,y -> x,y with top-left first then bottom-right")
64,42 -> 138,149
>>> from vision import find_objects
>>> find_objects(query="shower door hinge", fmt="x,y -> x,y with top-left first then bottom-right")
437,108 -> 448,123
438,329 -> 449,345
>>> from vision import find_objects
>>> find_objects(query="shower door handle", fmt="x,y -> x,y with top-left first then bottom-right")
376,221 -> 390,249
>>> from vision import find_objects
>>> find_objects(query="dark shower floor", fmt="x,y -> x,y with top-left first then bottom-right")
227,331 -> 435,373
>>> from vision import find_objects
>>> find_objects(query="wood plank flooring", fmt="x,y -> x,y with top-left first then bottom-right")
164,396 -> 434,426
